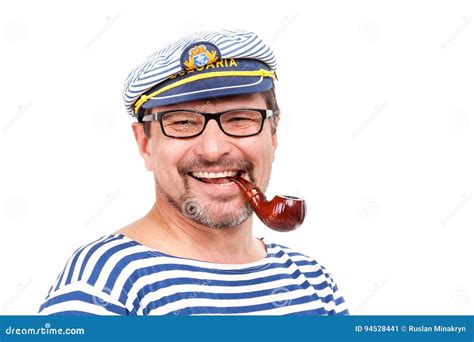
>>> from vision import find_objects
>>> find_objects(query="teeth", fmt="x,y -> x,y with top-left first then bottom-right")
191,170 -> 239,179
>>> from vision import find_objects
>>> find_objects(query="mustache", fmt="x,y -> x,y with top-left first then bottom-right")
177,157 -> 254,178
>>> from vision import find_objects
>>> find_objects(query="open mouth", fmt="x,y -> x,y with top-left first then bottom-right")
188,170 -> 245,185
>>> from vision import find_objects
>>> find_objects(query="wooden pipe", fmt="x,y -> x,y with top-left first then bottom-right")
228,176 -> 306,232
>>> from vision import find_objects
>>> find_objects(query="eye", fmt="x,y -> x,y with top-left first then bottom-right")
222,110 -> 262,127
170,120 -> 197,126
228,116 -> 255,122
162,111 -> 202,128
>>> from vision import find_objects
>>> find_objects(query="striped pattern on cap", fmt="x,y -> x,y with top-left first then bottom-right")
123,30 -> 277,117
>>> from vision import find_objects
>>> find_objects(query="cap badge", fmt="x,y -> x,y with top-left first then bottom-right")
181,42 -> 221,71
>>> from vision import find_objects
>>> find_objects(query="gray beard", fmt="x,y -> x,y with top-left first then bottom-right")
154,175 -> 253,229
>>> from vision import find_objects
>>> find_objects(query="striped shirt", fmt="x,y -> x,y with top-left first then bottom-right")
39,234 -> 348,315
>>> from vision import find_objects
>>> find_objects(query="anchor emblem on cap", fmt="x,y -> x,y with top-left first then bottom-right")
181,42 -> 220,71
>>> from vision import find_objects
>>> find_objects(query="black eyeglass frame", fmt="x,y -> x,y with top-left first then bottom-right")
141,108 -> 274,138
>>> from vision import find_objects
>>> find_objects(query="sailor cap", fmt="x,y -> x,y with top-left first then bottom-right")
123,29 -> 277,120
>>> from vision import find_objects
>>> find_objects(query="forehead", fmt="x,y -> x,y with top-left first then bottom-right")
150,92 -> 266,113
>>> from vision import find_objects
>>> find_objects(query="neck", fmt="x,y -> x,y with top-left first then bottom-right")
130,196 -> 267,264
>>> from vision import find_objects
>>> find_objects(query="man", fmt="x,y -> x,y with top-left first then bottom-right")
39,30 -> 348,315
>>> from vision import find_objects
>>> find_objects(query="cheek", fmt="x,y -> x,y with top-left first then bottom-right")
261,140 -> 276,172
241,134 -> 276,173
260,126 -> 277,159
151,138 -> 187,185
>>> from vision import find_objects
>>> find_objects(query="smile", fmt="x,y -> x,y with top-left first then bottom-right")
188,170 -> 245,184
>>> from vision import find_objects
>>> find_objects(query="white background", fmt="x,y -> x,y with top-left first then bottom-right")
1,0 -> 473,315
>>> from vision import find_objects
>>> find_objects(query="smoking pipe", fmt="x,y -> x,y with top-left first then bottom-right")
228,176 -> 306,232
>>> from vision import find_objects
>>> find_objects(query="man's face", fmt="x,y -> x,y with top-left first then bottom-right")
135,92 -> 278,229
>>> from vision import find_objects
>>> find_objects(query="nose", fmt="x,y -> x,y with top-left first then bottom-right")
192,119 -> 232,161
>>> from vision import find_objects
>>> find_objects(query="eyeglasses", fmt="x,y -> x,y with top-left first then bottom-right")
142,108 -> 274,138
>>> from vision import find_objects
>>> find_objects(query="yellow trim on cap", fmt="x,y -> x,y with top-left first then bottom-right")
134,69 -> 276,114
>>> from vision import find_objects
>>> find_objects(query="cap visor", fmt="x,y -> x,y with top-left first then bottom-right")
142,76 -> 273,108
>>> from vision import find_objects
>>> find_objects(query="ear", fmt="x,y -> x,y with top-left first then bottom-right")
132,123 -> 153,171
271,131 -> 278,162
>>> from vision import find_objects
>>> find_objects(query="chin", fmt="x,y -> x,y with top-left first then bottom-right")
184,200 -> 253,229
156,178 -> 253,229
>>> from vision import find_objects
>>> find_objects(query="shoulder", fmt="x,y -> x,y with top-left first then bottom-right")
49,234 -> 142,288
264,239 -> 326,272
39,234 -> 157,315
263,238 -> 349,315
